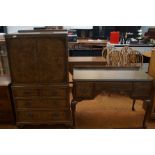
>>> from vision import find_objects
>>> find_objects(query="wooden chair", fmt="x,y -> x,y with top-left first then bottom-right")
102,46 -> 143,98
103,46 -> 147,110
102,46 -> 115,59
105,46 -> 143,68
132,49 -> 155,111
102,47 -> 108,58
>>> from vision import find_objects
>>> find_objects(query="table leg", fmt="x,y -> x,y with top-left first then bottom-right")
71,99 -> 78,128
143,99 -> 152,128
132,99 -> 136,111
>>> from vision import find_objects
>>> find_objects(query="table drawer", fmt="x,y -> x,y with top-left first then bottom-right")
132,82 -> 152,98
15,99 -> 69,109
16,110 -> 71,122
75,82 -> 94,99
95,82 -> 132,92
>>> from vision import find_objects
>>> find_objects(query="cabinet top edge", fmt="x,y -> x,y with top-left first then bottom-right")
5,32 -> 68,38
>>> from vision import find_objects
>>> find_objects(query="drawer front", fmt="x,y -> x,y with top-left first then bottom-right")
75,82 -> 94,99
12,87 -> 39,97
95,82 -> 132,92
132,82 -> 152,98
12,85 -> 68,98
16,110 -> 71,122
40,86 -> 68,98
15,99 -> 69,109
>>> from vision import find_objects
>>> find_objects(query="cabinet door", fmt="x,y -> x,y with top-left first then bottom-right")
37,37 -> 68,83
7,38 -> 38,83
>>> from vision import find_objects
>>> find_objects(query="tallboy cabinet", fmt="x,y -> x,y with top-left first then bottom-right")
5,32 -> 72,127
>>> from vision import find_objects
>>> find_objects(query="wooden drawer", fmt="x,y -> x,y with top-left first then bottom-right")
12,85 -> 68,98
15,99 -> 69,109
12,87 -> 39,97
95,82 -> 132,92
16,110 -> 71,122
132,82 -> 152,98
40,86 -> 68,98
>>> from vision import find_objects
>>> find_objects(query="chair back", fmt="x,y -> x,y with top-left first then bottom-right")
102,46 -> 115,58
105,46 -> 143,68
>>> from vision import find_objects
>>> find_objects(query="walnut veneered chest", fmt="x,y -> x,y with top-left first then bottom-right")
5,32 -> 72,127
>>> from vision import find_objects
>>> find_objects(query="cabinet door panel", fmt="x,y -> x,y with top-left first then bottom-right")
37,37 -> 66,57
7,38 -> 38,83
37,37 -> 67,83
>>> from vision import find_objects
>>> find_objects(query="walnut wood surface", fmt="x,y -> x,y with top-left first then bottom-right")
6,32 -> 72,127
6,33 -> 68,84
69,56 -> 106,62
68,39 -> 107,50
68,56 -> 107,73
7,38 -> 38,83
73,69 -> 153,81
69,39 -> 107,46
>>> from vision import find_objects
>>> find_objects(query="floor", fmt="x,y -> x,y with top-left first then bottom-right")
75,93 -> 155,129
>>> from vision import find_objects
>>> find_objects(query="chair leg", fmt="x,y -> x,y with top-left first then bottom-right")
132,99 -> 136,111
